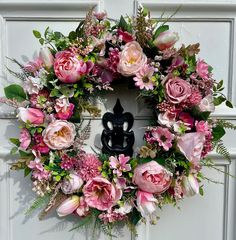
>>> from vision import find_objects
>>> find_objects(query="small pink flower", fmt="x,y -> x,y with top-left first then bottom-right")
93,11 -> 107,21
18,107 -> 44,125
178,112 -> 194,128
77,153 -> 101,181
83,177 -> 122,211
117,29 -> 134,43
165,77 -> 192,104
133,161 -> 172,194
57,195 -> 80,217
60,154 -> 77,171
55,97 -> 74,120
24,57 -> 43,73
54,51 -> 94,83
76,197 -> 90,217
19,128 -> 31,150
28,158 -> 50,180
136,190 -> 157,217
151,127 -> 175,151
32,133 -> 50,154
177,132 -> 205,164
187,90 -> 202,106
99,209 -> 127,224
134,64 -> 155,90
195,120 -> 210,134
153,31 -> 179,50
196,59 -> 210,80
109,154 -> 131,177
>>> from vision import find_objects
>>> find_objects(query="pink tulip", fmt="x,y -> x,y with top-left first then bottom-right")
182,174 -> 199,197
136,190 -> 157,217
153,30 -> 179,50
57,195 -> 80,217
18,107 -> 44,125
39,46 -> 54,69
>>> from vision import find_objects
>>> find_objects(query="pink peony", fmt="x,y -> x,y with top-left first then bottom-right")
77,153 -> 101,181
109,154 -> 131,177
117,41 -> 147,76
54,51 -> 94,83
136,190 -> 157,217
133,161 -> 172,194
19,128 -> 31,150
177,132 -> 205,164
133,64 -> 155,90
151,127 -> 175,151
32,133 -> 50,154
153,31 -> 179,50
57,195 -> 80,217
83,177 -> 122,211
165,77 -> 191,104
42,120 -> 76,150
55,97 -> 74,120
17,107 -> 44,125
196,59 -> 210,80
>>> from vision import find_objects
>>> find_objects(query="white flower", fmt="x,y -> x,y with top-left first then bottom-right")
24,76 -> 43,94
199,95 -> 215,112
114,202 -> 133,215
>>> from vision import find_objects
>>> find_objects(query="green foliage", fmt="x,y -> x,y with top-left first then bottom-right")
153,25 -> 169,40
129,207 -> 142,226
212,125 -> 226,141
9,138 -> 20,146
215,120 -> 236,130
33,30 -> 41,38
118,16 -> 132,33
25,194 -> 50,215
213,140 -> 231,161
4,84 -> 27,102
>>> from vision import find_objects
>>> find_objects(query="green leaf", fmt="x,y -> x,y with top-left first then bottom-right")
212,125 -> 226,141
70,109 -> 81,123
10,146 -> 18,155
226,100 -> 233,108
33,30 -> 41,38
153,25 -> 169,40
9,138 -> 20,147
55,175 -> 61,181
129,207 -> 142,226
118,16 -> 132,33
24,167 -> 31,177
19,150 -> 34,159
199,186 -> 204,196
39,38 -> 45,45
214,96 -> 226,106
4,84 -> 27,102
50,88 -> 60,97
68,31 -> 77,41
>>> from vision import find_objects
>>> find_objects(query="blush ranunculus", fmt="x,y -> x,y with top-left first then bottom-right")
196,59 -> 210,80
42,120 -> 76,150
117,41 -> 147,76
165,77 -> 191,104
19,128 -> 31,150
199,94 -> 215,112
153,31 -> 179,50
83,177 -> 122,211
177,132 -> 205,164
133,161 -> 172,194
18,107 -> 44,125
54,51 -> 94,83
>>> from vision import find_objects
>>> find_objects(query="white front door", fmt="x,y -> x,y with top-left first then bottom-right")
0,1 -> 236,240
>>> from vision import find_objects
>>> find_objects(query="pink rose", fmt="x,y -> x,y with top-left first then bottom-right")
18,107 -> 44,125
19,128 -> 31,150
83,177 -> 122,211
117,41 -> 147,76
196,59 -> 210,80
55,97 -> 74,120
165,77 -> 191,104
153,31 -> 179,50
54,51 -> 94,83
42,120 -> 76,150
177,132 -> 205,164
133,161 -> 172,194
137,190 -> 157,217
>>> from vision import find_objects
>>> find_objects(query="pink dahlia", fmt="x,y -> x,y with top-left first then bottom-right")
151,127 -> 175,151
133,64 -> 155,90
77,153 -> 101,181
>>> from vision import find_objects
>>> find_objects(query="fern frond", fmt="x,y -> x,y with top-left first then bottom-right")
213,139 -> 231,161
69,214 -> 93,232
215,119 -> 236,131
25,194 -> 50,215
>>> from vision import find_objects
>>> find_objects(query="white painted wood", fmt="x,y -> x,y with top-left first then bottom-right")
0,1 -> 236,240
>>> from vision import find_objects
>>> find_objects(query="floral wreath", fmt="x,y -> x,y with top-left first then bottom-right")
1,7 -> 235,238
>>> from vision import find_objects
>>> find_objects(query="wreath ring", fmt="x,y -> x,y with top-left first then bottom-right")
1,7 -> 235,238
